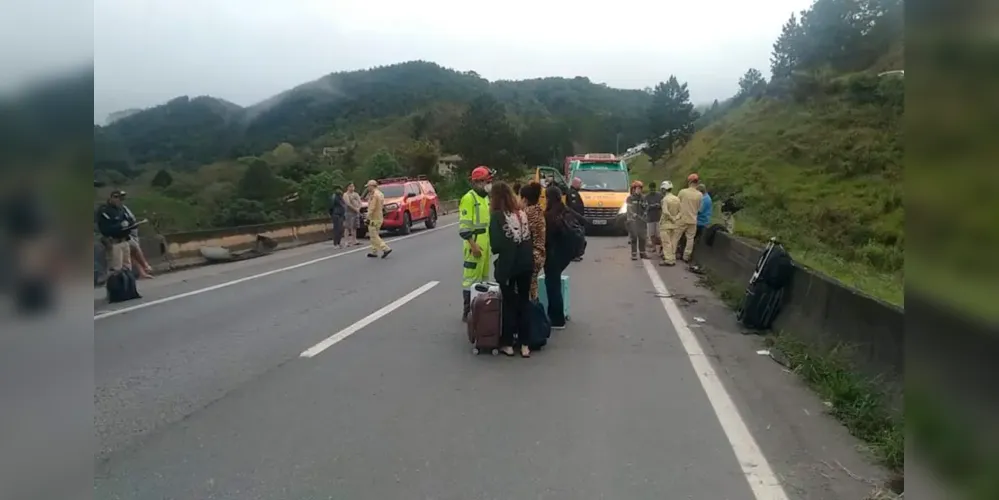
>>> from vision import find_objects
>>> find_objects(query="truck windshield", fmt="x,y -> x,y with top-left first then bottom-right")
576,170 -> 629,192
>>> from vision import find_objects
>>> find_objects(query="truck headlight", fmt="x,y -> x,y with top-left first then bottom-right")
384,203 -> 400,212
618,204 -> 628,215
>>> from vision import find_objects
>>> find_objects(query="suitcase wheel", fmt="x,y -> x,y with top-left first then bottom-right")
491,349 -> 499,356
472,347 -> 479,355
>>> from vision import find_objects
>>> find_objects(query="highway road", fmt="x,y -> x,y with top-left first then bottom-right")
93,214 -> 884,500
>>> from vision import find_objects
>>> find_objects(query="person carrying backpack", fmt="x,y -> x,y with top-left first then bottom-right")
543,185 -> 581,329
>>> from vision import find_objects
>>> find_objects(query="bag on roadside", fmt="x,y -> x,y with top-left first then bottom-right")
467,289 -> 502,354
106,269 -> 141,303
737,238 -> 792,330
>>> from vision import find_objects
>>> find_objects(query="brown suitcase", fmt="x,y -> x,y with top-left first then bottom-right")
467,290 -> 502,355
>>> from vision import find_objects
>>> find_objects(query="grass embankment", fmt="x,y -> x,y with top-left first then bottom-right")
630,81 -> 904,305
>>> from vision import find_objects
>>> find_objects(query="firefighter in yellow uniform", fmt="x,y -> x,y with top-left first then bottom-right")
658,181 -> 683,266
364,179 -> 392,258
460,166 -> 494,321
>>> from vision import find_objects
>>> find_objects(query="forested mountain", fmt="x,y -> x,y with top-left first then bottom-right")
96,61 -> 651,170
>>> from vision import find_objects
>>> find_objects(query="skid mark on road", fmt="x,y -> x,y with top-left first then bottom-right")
642,260 -> 790,500
94,222 -> 456,321
300,281 -> 439,358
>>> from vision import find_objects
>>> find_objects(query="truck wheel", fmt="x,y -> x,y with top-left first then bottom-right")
401,212 -> 412,235
425,207 -> 438,229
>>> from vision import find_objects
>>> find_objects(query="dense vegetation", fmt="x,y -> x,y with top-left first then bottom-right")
94,61 -> 652,231
632,0 -> 904,304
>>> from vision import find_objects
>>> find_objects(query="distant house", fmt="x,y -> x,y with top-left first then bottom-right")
437,154 -> 462,177
322,146 -> 346,158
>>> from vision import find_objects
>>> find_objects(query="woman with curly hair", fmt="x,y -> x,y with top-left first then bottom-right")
519,182 -> 546,301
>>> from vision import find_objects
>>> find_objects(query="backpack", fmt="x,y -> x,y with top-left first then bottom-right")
106,269 -> 141,303
562,216 -> 587,259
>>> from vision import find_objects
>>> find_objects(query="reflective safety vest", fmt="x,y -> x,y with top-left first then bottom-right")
458,189 -> 490,243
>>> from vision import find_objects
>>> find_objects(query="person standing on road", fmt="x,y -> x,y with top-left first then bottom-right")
626,180 -> 649,260
677,174 -> 704,262
658,181 -> 682,266
520,182 -> 546,301
343,182 -> 362,246
96,190 -> 136,274
645,180 -> 665,258
329,186 -> 347,249
118,192 -> 154,279
364,180 -> 392,259
566,177 -> 586,262
696,184 -> 713,242
459,166 -> 493,321
543,185 -> 574,329
488,181 -> 534,358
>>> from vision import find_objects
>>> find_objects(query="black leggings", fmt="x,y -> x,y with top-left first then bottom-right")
332,216 -> 345,245
499,270 -> 532,347
544,257 -> 569,327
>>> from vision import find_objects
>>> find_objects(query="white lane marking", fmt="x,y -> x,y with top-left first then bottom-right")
300,281 -> 439,358
94,222 -> 457,321
642,260 -> 790,500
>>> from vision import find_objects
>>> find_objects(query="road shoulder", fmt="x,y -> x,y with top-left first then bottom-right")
648,261 -> 891,499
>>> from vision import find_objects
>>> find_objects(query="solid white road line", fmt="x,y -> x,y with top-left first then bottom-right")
94,222 -> 457,321
300,281 -> 439,358
642,260 -> 790,500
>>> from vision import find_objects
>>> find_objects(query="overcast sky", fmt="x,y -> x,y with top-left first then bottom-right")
85,0 -> 810,124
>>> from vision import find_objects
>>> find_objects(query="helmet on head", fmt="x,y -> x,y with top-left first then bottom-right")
687,173 -> 700,183
660,180 -> 673,191
470,166 -> 493,182
631,180 -> 644,190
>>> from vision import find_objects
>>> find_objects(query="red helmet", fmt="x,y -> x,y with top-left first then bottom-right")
470,166 -> 493,182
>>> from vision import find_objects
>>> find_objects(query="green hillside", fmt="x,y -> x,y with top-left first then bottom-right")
633,72 -> 903,304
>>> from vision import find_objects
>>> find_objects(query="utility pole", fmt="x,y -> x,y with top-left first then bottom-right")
615,133 -> 621,156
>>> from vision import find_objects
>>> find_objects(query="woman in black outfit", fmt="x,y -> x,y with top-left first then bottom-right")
488,182 -> 535,358
543,185 -> 575,329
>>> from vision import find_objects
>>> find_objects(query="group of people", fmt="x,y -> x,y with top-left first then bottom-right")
625,173 -> 722,265
460,166 -> 583,358
328,180 -> 392,258
95,189 -> 155,281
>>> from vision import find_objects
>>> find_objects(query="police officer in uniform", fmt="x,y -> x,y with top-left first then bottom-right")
460,166 -> 494,321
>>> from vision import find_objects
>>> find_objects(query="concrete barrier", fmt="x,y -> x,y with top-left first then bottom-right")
128,199 -> 458,273
693,231 -> 904,393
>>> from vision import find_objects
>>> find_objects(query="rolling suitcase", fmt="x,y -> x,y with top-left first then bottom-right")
537,273 -> 570,321
467,289 -> 502,355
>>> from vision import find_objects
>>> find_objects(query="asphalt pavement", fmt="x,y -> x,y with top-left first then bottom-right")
93,216 -> 881,500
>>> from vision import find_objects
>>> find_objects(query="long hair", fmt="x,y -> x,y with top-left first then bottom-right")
544,185 -> 566,224
490,181 -> 521,214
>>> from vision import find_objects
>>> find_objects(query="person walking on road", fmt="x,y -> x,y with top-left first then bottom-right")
488,181 -> 534,358
520,182 -> 546,301
329,186 -> 347,249
696,184 -> 713,242
459,166 -> 494,321
343,182 -> 362,246
626,180 -> 649,260
364,180 -> 392,259
658,181 -> 682,266
677,174 -> 704,262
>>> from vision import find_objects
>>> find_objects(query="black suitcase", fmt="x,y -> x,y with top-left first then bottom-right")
106,269 -> 141,303
737,238 -> 792,330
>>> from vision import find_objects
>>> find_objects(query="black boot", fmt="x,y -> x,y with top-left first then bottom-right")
462,290 -> 471,322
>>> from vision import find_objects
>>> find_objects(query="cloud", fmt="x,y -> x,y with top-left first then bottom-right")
93,0 -> 811,123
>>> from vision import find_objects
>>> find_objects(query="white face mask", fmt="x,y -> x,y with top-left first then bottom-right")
483,183 -> 493,192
